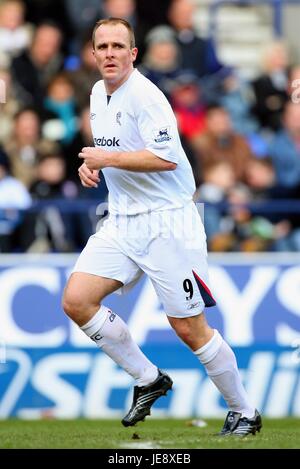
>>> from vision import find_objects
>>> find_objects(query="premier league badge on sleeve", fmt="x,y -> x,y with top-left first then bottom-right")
153,126 -> 172,143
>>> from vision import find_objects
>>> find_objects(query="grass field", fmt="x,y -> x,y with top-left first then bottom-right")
0,418 -> 299,449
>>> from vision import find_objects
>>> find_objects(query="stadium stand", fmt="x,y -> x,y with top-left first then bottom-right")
1,0 -> 300,253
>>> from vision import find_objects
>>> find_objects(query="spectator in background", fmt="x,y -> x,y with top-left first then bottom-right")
195,161 -> 237,250
10,21 -> 63,110
101,0 -> 148,62
23,0 -> 72,56
220,69 -> 259,137
69,36 -> 100,110
139,25 -> 180,96
196,163 -> 257,252
245,158 -> 276,199
63,106 -> 94,182
0,67 -> 22,142
225,184 -> 279,253
167,0 -> 223,79
252,40 -> 290,133
64,0 -> 102,53
64,1 -> 140,68
20,148 -> 82,253
0,0 -> 33,67
196,159 -> 290,253
245,158 -> 292,247
192,104 -> 254,184
3,107 -> 54,187
169,71 -> 206,146
268,102 -> 300,196
245,157 -> 299,252
101,0 -> 136,21
42,72 -> 79,145
63,106 -> 109,201
220,69 -> 268,158
0,146 -> 31,252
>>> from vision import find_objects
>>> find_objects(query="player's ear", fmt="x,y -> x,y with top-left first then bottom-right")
131,47 -> 138,63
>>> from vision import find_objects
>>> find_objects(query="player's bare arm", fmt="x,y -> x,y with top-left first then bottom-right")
78,147 -> 177,172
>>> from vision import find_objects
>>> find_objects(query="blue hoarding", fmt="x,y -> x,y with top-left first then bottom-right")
1,254 -> 300,418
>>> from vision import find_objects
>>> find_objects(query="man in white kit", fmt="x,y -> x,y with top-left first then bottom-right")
62,17 -> 262,436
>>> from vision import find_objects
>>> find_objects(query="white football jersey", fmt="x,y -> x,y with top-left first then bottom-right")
90,69 -> 196,215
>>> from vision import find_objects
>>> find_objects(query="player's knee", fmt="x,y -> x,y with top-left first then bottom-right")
62,290 -> 87,321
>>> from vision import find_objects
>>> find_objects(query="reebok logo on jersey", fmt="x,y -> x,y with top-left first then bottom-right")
153,126 -> 172,144
94,137 -> 120,147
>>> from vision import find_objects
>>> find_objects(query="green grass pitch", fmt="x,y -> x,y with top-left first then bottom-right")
0,418 -> 299,449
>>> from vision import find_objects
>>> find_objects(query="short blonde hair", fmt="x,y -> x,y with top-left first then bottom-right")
92,17 -> 135,49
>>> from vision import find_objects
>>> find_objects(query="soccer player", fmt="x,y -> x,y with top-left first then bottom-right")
62,17 -> 262,436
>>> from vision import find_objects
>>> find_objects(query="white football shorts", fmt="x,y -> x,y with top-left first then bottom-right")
72,202 -> 216,318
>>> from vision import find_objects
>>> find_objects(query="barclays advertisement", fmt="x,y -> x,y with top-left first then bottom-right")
1,253 -> 300,419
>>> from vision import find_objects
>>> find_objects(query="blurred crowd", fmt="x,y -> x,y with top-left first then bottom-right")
1,0 -> 300,253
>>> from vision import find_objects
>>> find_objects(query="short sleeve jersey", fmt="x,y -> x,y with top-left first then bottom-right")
90,69 -> 196,215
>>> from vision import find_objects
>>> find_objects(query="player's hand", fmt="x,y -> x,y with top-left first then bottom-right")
79,147 -> 109,171
78,162 -> 100,188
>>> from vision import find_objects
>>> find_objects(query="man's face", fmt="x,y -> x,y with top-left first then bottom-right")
93,23 -> 137,92
31,25 -> 62,66
207,109 -> 232,137
104,0 -> 135,19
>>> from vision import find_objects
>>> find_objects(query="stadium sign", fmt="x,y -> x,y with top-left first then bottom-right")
1,346 -> 299,418
1,254 -> 300,418
0,254 -> 300,347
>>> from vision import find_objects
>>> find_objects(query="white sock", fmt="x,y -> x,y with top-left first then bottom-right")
194,330 -> 255,419
81,305 -> 158,386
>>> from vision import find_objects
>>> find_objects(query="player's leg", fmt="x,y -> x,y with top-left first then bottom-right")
149,263 -> 257,425
63,272 -> 120,326
167,309 -> 213,350
62,235 -> 159,392
167,313 -> 261,435
140,203 -> 261,435
63,271 -> 158,385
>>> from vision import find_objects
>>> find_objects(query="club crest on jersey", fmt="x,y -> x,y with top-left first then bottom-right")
116,111 -> 122,126
153,126 -> 172,143
90,113 -> 96,120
